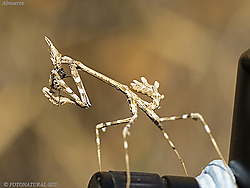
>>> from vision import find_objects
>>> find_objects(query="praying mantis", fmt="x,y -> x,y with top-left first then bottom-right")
42,36 -> 237,188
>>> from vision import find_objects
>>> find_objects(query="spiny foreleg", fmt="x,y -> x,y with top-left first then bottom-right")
42,87 -> 76,106
42,70 -> 90,108
61,56 -> 91,108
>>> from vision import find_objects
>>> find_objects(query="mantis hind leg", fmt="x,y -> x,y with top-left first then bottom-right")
159,113 -> 237,187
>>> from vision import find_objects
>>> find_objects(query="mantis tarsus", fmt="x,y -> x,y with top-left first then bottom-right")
42,36 -> 237,188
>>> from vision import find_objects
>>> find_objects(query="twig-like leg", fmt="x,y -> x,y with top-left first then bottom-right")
95,117 -> 136,188
96,100 -> 138,188
160,113 -> 237,187
95,117 -> 132,171
122,114 -> 138,188
154,122 -> 188,176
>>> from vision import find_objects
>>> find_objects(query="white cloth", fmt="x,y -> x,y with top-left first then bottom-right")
196,160 -> 237,188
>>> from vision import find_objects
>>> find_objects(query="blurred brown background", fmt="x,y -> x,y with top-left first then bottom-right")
1,0 -> 250,187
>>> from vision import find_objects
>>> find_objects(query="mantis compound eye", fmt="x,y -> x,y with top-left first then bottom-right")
57,67 -> 67,79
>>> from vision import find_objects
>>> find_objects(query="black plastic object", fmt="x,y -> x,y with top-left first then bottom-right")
161,176 -> 200,188
88,171 -> 199,188
229,49 -> 250,188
